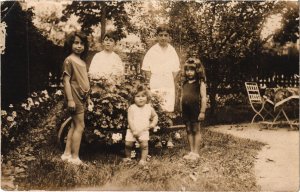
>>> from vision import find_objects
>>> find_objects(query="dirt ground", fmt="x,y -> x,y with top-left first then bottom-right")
211,123 -> 299,192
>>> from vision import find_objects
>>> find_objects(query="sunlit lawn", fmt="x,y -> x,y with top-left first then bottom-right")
17,129 -> 263,191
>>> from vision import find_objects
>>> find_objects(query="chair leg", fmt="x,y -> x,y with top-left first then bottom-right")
281,109 -> 294,130
250,102 -> 265,123
270,109 -> 282,129
251,113 -> 264,123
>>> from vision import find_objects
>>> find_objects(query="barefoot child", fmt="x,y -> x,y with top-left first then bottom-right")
181,58 -> 207,160
124,85 -> 158,165
60,32 -> 92,165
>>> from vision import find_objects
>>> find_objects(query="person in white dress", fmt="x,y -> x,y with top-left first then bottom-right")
89,32 -> 124,83
142,25 -> 180,112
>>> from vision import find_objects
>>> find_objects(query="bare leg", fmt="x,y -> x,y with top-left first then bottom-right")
186,122 -> 194,152
63,122 -> 74,155
70,112 -> 85,159
192,122 -> 202,154
140,140 -> 149,162
125,141 -> 134,158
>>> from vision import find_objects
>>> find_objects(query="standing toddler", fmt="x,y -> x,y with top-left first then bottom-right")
124,85 -> 158,165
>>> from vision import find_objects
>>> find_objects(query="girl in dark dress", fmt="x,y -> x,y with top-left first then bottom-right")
180,58 -> 207,160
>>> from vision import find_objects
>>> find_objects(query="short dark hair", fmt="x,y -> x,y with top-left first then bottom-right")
102,31 -> 119,42
63,31 -> 89,60
156,24 -> 172,35
132,84 -> 151,104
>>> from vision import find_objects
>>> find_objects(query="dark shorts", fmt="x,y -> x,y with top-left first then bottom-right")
182,103 -> 200,123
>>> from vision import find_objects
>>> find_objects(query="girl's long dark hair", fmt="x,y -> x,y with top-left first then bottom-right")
63,31 -> 89,60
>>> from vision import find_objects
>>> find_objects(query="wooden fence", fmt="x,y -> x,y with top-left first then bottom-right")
249,75 -> 299,88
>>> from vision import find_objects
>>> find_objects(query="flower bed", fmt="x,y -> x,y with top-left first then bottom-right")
1,89 -> 64,154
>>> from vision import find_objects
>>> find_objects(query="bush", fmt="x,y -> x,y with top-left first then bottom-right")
1,89 -> 64,154
83,75 -> 174,145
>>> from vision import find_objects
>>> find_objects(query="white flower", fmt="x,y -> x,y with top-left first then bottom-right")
31,92 -> 38,97
174,132 -> 181,139
27,98 -> 34,106
35,101 -> 40,106
7,116 -> 14,122
55,90 -> 63,96
39,97 -> 44,103
1,110 -> 7,116
42,90 -> 49,98
153,126 -> 160,132
135,142 -> 140,148
94,129 -> 100,136
131,150 -> 136,158
112,133 -> 122,143
12,111 -> 17,118
9,104 -> 13,108
49,72 -> 52,77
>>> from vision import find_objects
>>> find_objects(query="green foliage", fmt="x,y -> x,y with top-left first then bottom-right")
273,2 -> 299,45
1,1 -> 63,106
84,75 -> 173,145
62,1 -> 131,39
168,1 -> 278,114
1,90 -> 64,155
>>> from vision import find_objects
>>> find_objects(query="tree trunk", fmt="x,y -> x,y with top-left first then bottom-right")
100,2 -> 106,41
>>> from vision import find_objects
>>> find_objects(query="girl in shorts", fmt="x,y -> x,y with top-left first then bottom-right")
60,32 -> 92,165
181,58 -> 207,160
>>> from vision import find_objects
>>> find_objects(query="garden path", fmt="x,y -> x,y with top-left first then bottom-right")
211,123 -> 299,192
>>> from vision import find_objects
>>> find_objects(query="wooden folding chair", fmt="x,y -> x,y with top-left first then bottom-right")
245,82 -> 275,123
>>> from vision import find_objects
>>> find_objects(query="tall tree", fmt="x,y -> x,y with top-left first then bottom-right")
62,1 -> 132,41
273,1 -> 299,45
168,1 -> 276,115
1,1 -> 63,106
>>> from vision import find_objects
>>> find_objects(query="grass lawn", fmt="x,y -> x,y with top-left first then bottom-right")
16,126 -> 264,191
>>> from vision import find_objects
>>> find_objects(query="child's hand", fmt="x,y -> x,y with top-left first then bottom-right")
67,100 -> 76,113
198,112 -> 205,121
149,124 -> 156,129
132,130 -> 139,137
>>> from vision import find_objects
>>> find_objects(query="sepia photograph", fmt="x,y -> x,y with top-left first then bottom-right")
1,0 -> 299,191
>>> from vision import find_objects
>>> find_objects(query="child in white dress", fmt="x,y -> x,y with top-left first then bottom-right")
124,85 -> 158,165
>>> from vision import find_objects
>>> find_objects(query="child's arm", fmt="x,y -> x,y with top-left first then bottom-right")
127,106 -> 138,136
63,75 -> 75,112
149,107 -> 158,129
198,80 -> 207,121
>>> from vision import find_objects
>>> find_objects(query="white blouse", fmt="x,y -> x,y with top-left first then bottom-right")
89,51 -> 124,79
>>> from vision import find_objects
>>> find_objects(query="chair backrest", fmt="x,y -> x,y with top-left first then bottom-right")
245,82 -> 262,103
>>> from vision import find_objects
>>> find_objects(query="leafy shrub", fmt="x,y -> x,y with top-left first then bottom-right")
84,75 -> 174,145
1,89 -> 64,154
